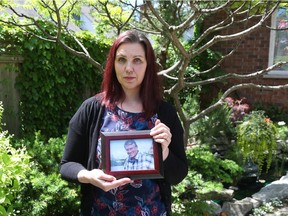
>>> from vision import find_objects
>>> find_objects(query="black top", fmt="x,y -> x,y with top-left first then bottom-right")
60,95 -> 188,215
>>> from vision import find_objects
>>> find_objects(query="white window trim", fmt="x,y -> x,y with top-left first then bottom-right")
265,7 -> 288,78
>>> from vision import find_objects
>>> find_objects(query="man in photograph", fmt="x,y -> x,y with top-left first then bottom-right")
123,139 -> 155,170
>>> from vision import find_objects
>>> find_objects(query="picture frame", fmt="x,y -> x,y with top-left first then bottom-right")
100,130 -> 164,179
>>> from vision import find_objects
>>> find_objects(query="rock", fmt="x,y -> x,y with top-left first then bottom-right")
242,160 -> 259,178
196,189 -> 234,201
252,173 -> 288,203
190,173 -> 288,215
206,200 -> 222,216
221,197 -> 260,216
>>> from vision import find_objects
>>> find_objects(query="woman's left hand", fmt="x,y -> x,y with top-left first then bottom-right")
150,119 -> 171,160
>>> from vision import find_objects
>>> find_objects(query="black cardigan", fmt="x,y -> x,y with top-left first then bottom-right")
60,95 -> 188,215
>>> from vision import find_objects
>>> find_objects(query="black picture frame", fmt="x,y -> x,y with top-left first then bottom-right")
100,130 -> 164,179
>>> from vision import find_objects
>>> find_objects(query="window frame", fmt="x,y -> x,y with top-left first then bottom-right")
266,7 -> 288,78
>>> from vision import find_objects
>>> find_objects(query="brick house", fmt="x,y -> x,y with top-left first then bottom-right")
204,7 -> 288,113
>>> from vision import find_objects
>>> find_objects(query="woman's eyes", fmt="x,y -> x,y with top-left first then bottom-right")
116,57 -> 143,64
134,58 -> 142,64
117,57 -> 126,63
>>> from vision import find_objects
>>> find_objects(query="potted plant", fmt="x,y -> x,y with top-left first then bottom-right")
236,110 -> 278,174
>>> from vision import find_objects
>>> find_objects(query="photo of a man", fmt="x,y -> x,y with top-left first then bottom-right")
123,139 -> 155,171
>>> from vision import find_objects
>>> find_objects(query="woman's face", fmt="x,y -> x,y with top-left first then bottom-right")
114,43 -> 147,95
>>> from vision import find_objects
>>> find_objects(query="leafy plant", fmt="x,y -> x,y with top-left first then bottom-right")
249,198 -> 285,216
236,110 -> 278,174
11,132 -> 80,215
192,101 -> 236,148
171,147 -> 243,215
271,121 -> 288,177
172,196 -> 211,216
0,102 -> 31,216
13,131 -> 65,174
172,170 -> 219,215
224,97 -> 251,123
186,147 -> 243,184
253,103 -> 288,124
276,121 -> 288,142
13,168 -> 79,216
0,23 -> 108,139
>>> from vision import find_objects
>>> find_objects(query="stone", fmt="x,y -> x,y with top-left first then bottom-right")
206,200 -> 222,216
252,173 -> 288,203
196,189 -> 234,201
221,198 -> 255,216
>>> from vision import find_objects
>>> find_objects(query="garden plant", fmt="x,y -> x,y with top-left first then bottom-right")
236,110 -> 278,174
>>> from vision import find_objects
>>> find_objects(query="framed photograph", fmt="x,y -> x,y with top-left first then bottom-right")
100,130 -> 164,179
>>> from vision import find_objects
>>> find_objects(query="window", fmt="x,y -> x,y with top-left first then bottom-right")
267,7 -> 288,78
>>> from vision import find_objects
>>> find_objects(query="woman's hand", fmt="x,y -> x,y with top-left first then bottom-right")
77,169 -> 132,192
150,119 -> 171,160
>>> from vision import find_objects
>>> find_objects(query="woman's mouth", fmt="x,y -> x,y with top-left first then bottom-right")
124,77 -> 135,81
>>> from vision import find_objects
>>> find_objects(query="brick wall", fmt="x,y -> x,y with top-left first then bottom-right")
204,11 -> 288,112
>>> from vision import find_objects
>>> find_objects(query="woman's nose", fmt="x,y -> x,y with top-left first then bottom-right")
125,61 -> 133,73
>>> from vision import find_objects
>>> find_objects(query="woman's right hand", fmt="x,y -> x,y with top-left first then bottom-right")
77,169 -> 132,192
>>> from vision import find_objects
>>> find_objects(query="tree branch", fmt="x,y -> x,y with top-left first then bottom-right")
189,82 -> 288,124
186,61 -> 288,87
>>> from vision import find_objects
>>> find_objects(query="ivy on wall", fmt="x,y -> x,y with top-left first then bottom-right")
0,25 -> 109,138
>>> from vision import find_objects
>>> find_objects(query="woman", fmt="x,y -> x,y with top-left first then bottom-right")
60,30 -> 188,216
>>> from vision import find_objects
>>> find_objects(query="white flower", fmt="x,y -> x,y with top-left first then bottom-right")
278,121 -> 286,126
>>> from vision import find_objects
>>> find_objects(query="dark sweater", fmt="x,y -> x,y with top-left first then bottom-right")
60,95 -> 188,215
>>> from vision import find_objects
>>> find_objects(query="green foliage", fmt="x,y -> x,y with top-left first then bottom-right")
249,198 -> 285,216
172,170 -> 218,215
172,196 -> 211,216
192,101 -> 236,147
276,121 -> 288,141
1,101 -> 79,215
0,103 -> 31,216
14,131 -> 65,174
253,103 -> 288,123
24,0 -> 83,23
172,147 -> 243,215
269,121 -> 288,178
90,0 -> 134,40
236,110 -> 278,174
186,147 -> 243,185
13,168 -> 79,216
0,23 -> 109,139
12,132 -> 80,215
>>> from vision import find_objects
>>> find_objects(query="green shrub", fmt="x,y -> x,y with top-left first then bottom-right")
0,102 -> 31,216
0,134 -> 31,216
249,198 -> 285,216
186,147 -> 243,185
172,196 -> 211,216
12,132 -> 80,215
14,131 -> 65,174
13,168 -> 79,216
172,146 -> 243,215
191,101 -> 236,149
253,103 -> 288,123
236,110 -> 278,174
0,24 -> 109,139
